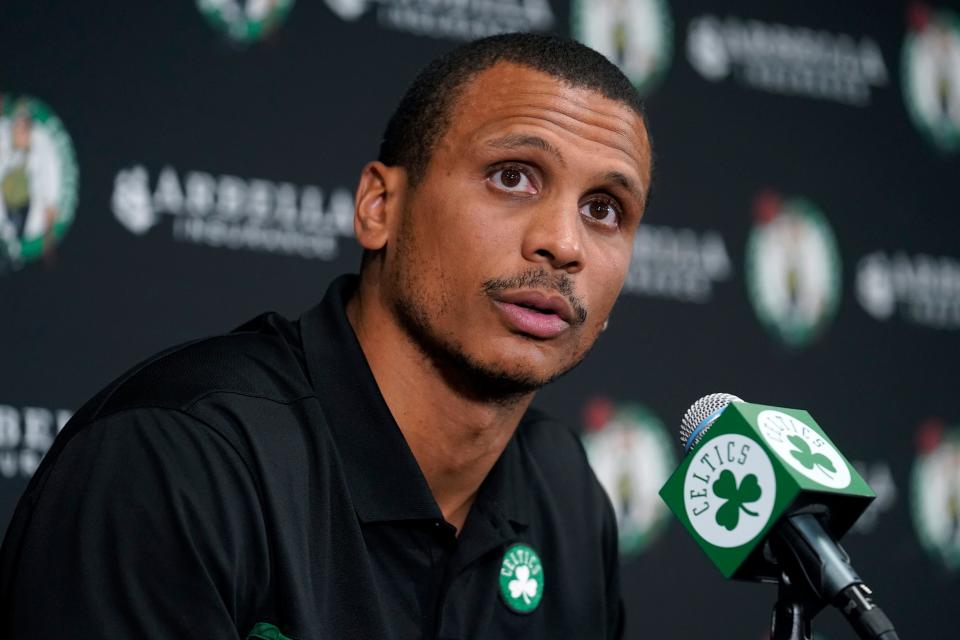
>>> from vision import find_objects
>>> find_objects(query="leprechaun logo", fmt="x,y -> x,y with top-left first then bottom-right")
757,410 -> 851,490
581,398 -> 674,556
683,433 -> 776,548
0,93 -> 78,275
911,420 -> 960,570
745,190 -> 842,348
196,0 -> 295,43
572,0 -> 673,96
499,543 -> 544,614
902,3 -> 960,152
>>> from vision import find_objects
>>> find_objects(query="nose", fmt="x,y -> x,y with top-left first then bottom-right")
520,200 -> 585,273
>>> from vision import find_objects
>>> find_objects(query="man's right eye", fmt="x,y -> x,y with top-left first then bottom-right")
489,167 -> 537,195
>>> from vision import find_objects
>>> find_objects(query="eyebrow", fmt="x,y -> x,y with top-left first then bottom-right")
485,134 -> 567,167
603,171 -> 646,209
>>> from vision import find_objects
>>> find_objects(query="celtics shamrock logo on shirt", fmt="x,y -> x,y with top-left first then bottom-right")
499,543 -> 544,614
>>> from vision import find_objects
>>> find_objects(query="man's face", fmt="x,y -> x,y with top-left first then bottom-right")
384,62 -> 651,396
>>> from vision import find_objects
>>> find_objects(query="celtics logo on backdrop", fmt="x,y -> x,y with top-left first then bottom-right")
745,190 -> 842,348
757,410 -> 851,490
911,420 -> 960,570
196,0 -> 295,42
902,3 -> 960,152
581,399 -> 674,556
0,93 -> 78,275
683,433 -> 777,548
571,0 -> 673,96
499,543 -> 544,614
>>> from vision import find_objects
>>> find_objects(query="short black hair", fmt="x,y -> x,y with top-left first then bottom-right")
378,32 -> 648,185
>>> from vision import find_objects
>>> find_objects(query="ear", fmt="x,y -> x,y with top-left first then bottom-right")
354,161 -> 406,251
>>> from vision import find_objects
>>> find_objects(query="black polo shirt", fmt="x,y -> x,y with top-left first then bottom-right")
0,275 -> 623,639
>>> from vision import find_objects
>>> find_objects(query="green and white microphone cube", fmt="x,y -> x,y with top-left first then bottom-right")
659,402 -> 875,581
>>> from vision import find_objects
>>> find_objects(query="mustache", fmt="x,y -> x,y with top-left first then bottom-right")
482,268 -> 588,325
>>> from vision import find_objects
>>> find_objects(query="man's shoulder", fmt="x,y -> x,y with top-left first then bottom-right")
77,311 -> 314,425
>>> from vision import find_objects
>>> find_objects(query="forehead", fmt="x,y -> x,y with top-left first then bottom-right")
442,62 -> 651,188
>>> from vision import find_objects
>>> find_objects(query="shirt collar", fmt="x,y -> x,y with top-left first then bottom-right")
474,426 -> 532,529
300,275 -> 440,523
299,274 -> 532,528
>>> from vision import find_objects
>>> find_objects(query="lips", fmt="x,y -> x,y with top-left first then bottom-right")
491,290 -> 576,339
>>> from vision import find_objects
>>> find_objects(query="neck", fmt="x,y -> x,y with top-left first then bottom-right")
346,275 -> 533,532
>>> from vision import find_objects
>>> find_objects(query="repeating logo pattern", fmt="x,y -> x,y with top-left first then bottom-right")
581,399 -> 674,556
856,251 -> 960,330
111,165 -> 354,260
623,224 -> 732,303
686,15 -> 888,106
572,0 -> 673,96
0,93 -> 78,274
911,420 -> 960,570
325,0 -> 554,40
499,543 -> 544,613
745,191 -> 842,347
757,410 -> 851,490
196,0 -> 296,42
902,4 -> 960,152
683,433 -> 777,548
0,404 -> 72,479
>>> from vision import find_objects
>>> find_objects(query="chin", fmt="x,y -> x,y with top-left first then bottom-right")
394,291 -> 587,400
433,345 -> 559,402
476,347 -> 586,392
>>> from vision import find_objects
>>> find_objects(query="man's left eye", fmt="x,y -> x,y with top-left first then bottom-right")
489,167 -> 536,194
579,198 -> 621,228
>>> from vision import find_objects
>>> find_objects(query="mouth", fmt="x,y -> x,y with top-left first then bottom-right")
490,290 -> 577,339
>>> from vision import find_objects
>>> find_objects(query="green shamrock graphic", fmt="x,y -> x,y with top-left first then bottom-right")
787,435 -> 835,477
712,469 -> 762,531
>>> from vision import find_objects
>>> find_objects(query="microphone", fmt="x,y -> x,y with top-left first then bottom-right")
659,394 -> 899,640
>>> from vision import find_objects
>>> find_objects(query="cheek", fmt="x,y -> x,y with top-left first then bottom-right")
422,201 -> 516,273
587,245 -> 631,312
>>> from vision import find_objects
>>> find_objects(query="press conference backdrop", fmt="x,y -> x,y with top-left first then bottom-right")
2,0 -> 958,637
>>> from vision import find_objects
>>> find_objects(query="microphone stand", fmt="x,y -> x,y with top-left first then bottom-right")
768,513 -> 900,640
770,571 -> 814,640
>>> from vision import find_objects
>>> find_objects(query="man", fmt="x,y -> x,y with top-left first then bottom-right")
0,33 -> 652,639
